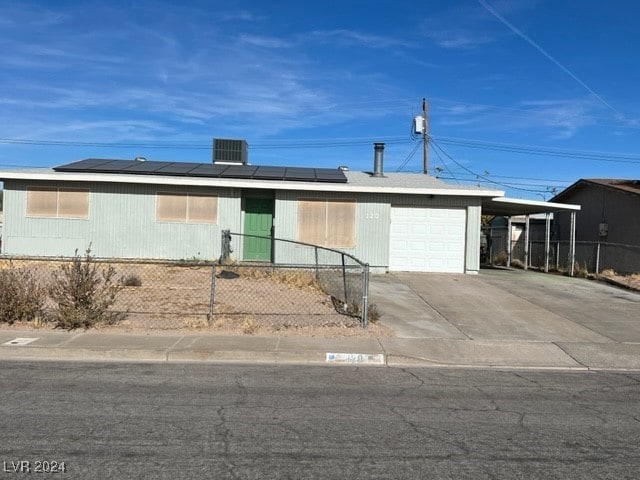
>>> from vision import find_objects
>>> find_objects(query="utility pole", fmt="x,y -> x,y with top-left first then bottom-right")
422,97 -> 429,174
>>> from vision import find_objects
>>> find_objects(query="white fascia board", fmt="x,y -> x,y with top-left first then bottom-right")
492,196 -> 581,211
0,170 -> 504,198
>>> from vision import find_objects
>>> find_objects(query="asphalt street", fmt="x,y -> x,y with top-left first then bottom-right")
1,362 -> 639,479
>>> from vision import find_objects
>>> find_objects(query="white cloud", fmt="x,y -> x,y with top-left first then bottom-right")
239,34 -> 292,49
436,97 -> 600,139
307,30 -> 414,49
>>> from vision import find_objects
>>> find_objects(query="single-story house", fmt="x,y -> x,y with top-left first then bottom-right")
552,178 -> 640,246
0,142 -> 506,274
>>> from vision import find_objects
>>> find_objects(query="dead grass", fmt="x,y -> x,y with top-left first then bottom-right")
492,251 -> 508,266
599,269 -> 640,291
0,258 -> 393,338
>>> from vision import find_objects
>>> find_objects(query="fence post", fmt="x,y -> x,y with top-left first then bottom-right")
207,264 -> 216,325
507,217 -> 513,267
595,242 -> 601,274
524,215 -> 530,270
270,225 -> 275,264
341,253 -> 348,305
314,246 -> 319,283
544,213 -> 551,273
556,242 -> 560,270
569,211 -> 576,276
220,229 -> 232,263
361,264 -> 369,328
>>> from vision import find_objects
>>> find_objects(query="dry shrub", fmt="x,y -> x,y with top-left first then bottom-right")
0,263 -> 45,324
573,262 -> 589,278
367,304 -> 380,324
122,274 -> 142,287
600,268 -> 616,277
233,267 -> 322,293
48,249 -> 125,330
510,259 -> 525,269
492,251 -> 508,266
241,317 -> 259,334
271,270 -> 322,292
183,316 -> 209,329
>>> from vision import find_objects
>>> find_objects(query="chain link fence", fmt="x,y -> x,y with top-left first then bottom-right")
527,241 -> 640,275
220,231 -> 369,324
0,234 -> 370,330
486,238 -> 640,275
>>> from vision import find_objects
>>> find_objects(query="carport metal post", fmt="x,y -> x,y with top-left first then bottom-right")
524,214 -> 530,270
544,213 -> 551,273
569,210 -> 576,276
507,217 -> 512,267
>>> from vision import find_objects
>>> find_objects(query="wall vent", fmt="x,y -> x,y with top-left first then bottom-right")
212,138 -> 248,165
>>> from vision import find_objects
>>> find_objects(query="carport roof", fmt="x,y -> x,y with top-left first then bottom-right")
482,196 -> 580,216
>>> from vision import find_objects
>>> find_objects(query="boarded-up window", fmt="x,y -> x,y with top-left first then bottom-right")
157,192 -> 188,222
297,198 -> 356,247
156,192 -> 217,224
187,194 -> 217,223
26,187 -> 89,219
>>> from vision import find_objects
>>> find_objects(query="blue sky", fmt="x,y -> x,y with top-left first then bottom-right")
1,0 -> 639,200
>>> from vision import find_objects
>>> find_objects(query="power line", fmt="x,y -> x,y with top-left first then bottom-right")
0,136 -> 413,150
430,139 -> 551,193
433,135 -> 640,164
2,131 -> 640,167
395,141 -> 421,172
429,142 -> 460,184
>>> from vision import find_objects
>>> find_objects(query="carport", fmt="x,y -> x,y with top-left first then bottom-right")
482,197 -> 581,276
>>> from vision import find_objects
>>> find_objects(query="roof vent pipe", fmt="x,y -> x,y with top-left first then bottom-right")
373,142 -> 385,177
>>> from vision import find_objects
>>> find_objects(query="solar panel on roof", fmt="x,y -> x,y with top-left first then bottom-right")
93,161 -> 142,172
220,165 -> 258,179
314,168 -> 347,182
123,161 -> 172,173
54,159 -> 111,171
53,159 -> 348,183
189,164 -> 228,177
252,166 -> 286,180
284,168 -> 316,181
156,163 -> 201,175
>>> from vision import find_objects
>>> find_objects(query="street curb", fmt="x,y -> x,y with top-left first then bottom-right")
385,354 -> 593,371
4,347 -> 639,371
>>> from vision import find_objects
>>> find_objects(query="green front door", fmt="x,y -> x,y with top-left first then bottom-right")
243,198 -> 274,261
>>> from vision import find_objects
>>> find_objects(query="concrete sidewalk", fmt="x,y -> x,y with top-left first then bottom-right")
1,269 -> 639,370
1,328 -> 639,370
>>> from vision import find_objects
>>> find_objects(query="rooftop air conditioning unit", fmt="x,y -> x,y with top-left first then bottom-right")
212,138 -> 248,165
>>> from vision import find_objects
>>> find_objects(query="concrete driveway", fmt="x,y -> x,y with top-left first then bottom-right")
371,268 -> 640,344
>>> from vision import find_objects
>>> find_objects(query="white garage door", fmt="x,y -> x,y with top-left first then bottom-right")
389,206 -> 466,272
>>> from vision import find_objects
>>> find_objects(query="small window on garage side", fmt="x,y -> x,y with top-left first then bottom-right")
297,198 -> 356,248
156,192 -> 217,224
26,187 -> 89,219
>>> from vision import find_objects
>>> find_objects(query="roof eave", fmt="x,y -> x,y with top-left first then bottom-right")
0,170 -> 504,198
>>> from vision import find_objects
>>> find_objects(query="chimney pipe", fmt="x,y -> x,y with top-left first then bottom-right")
373,142 -> 385,177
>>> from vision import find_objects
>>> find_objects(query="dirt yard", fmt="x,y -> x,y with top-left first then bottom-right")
0,258 -> 393,338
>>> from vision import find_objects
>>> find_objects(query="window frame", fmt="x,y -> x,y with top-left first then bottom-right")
26,186 -> 90,219
156,191 -> 218,224
297,198 -> 356,248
